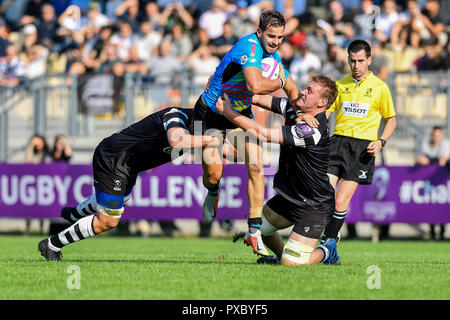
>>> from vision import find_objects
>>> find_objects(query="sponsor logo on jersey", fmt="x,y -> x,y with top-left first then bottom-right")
294,122 -> 314,138
342,101 -> 369,118
248,38 -> 257,44
163,146 -> 173,154
240,55 -> 248,65
250,43 -> 256,56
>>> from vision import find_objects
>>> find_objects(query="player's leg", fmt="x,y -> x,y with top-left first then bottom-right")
61,189 -> 132,224
260,204 -> 293,258
38,189 -> 128,261
202,144 -> 224,223
323,179 -> 359,240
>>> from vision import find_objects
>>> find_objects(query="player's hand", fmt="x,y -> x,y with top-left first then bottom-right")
367,140 -> 382,156
216,93 -> 232,115
296,113 -> 318,128
207,136 -> 221,148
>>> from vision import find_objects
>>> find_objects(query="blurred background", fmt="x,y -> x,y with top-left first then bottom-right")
0,0 -> 449,241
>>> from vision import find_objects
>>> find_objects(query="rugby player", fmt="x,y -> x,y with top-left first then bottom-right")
322,39 -> 397,264
216,75 -> 340,266
194,9 -> 300,256
38,107 -> 220,261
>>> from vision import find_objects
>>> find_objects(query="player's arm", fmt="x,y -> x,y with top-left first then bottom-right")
217,94 -> 283,144
367,116 -> 397,156
243,66 -> 285,95
278,63 -> 300,106
251,94 -> 273,111
167,127 -> 220,149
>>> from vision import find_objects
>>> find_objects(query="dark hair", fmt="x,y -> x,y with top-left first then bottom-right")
312,75 -> 338,109
258,9 -> 286,32
347,39 -> 371,57
432,126 -> 443,131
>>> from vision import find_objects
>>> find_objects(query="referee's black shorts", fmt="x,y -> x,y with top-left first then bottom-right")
328,135 -> 375,185
266,194 -> 333,239
193,95 -> 254,133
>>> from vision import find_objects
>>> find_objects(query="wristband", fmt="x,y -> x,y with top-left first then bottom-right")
379,138 -> 386,147
279,78 -> 285,89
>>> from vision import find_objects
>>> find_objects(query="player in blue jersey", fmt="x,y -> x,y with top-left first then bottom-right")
193,9 -> 300,256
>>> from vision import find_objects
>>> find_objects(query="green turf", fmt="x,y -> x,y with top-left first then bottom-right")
0,235 -> 449,299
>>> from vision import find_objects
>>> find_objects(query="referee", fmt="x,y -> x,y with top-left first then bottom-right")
322,39 -> 397,264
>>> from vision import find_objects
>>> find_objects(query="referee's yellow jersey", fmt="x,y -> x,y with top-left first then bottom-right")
328,71 -> 396,141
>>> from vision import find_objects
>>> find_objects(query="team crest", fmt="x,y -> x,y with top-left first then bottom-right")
240,55 -> 248,65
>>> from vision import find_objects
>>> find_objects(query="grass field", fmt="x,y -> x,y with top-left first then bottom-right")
0,235 -> 449,300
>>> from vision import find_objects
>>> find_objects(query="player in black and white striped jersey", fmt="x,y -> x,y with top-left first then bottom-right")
38,107 -> 220,261
217,75 -> 340,266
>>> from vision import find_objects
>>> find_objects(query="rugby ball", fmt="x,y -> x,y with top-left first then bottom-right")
261,57 -> 280,80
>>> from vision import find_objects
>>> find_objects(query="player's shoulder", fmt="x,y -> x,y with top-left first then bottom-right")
161,107 -> 191,119
236,33 -> 261,49
368,73 -> 391,92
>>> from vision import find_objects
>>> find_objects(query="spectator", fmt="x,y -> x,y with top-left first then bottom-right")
391,0 -> 427,48
163,22 -> 193,61
419,0 -> 447,47
147,39 -> 182,85
51,135 -> 72,162
124,45 -> 148,76
97,43 -> 125,76
158,1 -> 194,33
321,43 -> 347,81
85,1 -> 110,32
110,21 -> 135,61
353,0 -> 376,39
279,0 -> 299,37
374,0 -> 400,44
20,24 -> 39,53
370,40 -> 390,81
115,0 -> 141,34
83,25 -> 113,72
306,20 -> 333,66
25,134 -> 52,164
277,41 -> 295,71
416,126 -> 450,167
22,44 -> 49,80
198,0 -> 229,40
105,0 -> 123,22
187,45 -> 220,86
209,21 -> 238,59
192,27 -> 210,51
0,44 -> 25,87
415,126 -> 449,241
416,36 -> 448,70
325,0 -> 355,45
289,41 -> 321,86
135,20 -> 162,63
20,0 -> 48,27
142,2 -> 162,32
35,3 -> 59,50
228,0 -> 254,38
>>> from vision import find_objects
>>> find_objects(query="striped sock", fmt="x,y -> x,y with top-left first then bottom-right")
49,215 -> 95,250
324,210 -> 347,239
70,194 -> 97,221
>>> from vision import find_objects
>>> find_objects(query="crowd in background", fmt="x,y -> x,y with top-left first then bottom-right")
0,0 -> 448,90
1,0 -> 449,239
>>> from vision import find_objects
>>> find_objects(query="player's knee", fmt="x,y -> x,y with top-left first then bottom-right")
281,238 -> 314,266
246,163 -> 263,177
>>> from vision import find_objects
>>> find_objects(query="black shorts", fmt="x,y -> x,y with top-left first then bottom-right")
266,194 -> 332,239
193,95 -> 254,133
92,147 -> 137,196
328,135 -> 375,185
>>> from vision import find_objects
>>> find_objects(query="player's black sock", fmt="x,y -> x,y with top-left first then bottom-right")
324,210 -> 347,239
49,215 -> 95,250
248,217 -> 262,233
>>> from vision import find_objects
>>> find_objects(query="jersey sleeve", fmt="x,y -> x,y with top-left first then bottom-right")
271,97 -> 290,117
162,108 -> 189,131
379,83 -> 396,118
281,121 -> 321,147
232,37 -> 263,69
